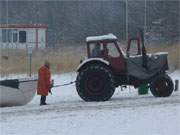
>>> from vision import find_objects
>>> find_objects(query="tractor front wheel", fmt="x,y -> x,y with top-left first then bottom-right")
150,74 -> 174,97
76,64 -> 115,101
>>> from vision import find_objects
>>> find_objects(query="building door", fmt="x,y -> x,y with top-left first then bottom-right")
38,29 -> 46,48
27,29 -> 36,48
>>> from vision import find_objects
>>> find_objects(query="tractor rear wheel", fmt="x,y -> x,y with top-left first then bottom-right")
76,64 -> 115,101
150,74 -> 174,97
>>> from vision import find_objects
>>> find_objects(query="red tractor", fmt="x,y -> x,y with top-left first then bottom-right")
76,31 -> 174,101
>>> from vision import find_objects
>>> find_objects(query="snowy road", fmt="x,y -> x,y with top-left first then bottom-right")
1,93 -> 180,118
1,71 -> 180,135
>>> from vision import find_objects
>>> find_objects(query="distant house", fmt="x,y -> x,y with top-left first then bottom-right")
0,24 -> 48,49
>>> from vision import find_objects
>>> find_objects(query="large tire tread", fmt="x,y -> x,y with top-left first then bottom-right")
76,64 -> 115,101
150,74 -> 174,97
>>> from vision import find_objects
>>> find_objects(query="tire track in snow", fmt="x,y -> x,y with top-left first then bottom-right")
1,94 -> 180,119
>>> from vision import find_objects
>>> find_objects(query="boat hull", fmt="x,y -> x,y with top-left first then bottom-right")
0,79 -> 37,107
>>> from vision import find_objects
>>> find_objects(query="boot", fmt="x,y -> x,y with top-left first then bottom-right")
40,96 -> 47,105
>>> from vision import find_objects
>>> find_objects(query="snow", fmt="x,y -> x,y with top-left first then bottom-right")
86,33 -> 117,42
0,71 -> 180,135
154,52 -> 168,55
0,74 -> 37,81
128,52 -> 168,58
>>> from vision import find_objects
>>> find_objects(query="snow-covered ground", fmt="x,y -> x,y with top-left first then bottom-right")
1,71 -> 180,135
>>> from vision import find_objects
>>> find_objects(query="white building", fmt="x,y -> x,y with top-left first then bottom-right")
0,24 -> 48,49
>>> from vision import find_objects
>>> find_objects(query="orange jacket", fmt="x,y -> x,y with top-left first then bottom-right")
37,66 -> 51,96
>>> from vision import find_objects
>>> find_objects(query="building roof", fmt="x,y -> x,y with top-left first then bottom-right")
0,24 -> 48,29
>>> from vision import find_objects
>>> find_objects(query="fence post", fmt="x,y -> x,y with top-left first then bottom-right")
27,46 -> 33,77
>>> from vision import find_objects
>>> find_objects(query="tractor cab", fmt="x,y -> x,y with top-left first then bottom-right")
86,34 -> 126,73
86,34 -> 143,59
86,34 -> 123,58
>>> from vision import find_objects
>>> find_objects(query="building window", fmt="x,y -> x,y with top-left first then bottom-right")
7,30 -> 12,42
2,29 -> 12,42
2,29 -> 7,42
1,29 -> 18,43
2,29 -> 10,43
13,30 -> 17,42
19,31 -> 26,43
0,30 -> 1,42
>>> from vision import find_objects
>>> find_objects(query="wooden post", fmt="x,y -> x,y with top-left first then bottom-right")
36,28 -> 38,49
27,46 -> 33,77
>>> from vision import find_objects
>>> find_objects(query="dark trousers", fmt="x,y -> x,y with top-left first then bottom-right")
40,95 -> 46,105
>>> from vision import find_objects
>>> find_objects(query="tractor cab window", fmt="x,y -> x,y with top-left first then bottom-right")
89,43 -> 103,58
106,42 -> 120,57
127,39 -> 141,57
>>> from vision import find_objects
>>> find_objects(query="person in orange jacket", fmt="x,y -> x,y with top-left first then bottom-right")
37,60 -> 53,105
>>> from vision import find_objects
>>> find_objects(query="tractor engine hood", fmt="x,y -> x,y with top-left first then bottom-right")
127,52 -> 169,80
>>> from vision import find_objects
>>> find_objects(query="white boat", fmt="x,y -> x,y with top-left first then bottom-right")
0,78 -> 37,107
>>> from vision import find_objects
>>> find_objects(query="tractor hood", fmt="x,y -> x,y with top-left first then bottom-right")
127,52 -> 169,80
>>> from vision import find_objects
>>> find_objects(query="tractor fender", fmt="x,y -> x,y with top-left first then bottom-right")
76,58 -> 110,72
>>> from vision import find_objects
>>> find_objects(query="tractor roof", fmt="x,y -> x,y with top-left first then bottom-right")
86,33 -> 117,43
